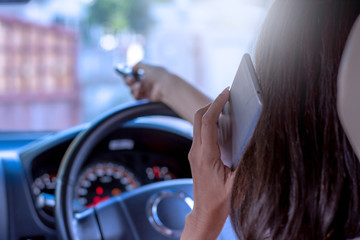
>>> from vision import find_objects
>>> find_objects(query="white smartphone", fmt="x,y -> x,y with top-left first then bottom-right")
218,54 -> 262,168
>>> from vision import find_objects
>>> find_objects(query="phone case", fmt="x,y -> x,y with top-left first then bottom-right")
219,54 -> 262,168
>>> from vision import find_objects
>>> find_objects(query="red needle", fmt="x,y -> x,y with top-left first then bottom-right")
86,196 -> 110,208
153,166 -> 161,179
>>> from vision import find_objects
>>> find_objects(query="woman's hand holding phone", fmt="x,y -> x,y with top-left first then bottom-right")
181,88 -> 235,240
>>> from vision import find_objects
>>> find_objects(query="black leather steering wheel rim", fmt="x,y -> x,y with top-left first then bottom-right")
55,100 -> 185,240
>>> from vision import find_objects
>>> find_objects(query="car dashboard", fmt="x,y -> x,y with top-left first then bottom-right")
0,114 -> 193,240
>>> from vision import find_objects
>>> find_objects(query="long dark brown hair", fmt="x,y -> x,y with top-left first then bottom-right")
230,1 -> 360,239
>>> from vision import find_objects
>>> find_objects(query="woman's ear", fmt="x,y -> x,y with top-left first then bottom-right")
338,15 -> 360,159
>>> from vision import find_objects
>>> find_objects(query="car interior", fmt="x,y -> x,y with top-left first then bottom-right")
0,0 -> 359,240
1,100 -> 195,239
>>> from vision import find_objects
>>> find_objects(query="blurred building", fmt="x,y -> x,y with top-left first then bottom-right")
0,15 -> 80,131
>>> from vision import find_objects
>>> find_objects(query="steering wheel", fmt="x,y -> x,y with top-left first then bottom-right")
55,100 -> 194,240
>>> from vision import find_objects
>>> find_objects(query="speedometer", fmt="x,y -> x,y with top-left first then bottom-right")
74,163 -> 140,208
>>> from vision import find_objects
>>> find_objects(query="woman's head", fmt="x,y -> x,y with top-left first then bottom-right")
230,1 -> 360,239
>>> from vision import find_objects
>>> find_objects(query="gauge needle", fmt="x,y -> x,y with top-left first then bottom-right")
153,166 -> 161,179
86,196 -> 110,208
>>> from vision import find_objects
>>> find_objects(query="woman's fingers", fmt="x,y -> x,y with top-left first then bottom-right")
132,62 -> 145,73
191,88 -> 230,149
192,104 -> 211,146
205,88 -> 230,123
132,62 -> 148,79
124,62 -> 146,86
130,82 -> 144,99
125,76 -> 136,86
201,88 -> 230,146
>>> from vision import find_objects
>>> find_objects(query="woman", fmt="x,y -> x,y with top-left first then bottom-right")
125,0 -> 360,239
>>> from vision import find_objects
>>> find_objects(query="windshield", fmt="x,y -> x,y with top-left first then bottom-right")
0,0 -> 268,131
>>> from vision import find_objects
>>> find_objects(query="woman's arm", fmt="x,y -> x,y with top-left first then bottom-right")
124,62 -> 212,124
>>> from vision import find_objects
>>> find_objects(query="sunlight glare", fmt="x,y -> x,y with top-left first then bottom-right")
100,34 -> 118,51
126,43 -> 144,66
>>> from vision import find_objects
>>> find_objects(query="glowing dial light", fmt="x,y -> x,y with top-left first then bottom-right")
146,165 -> 175,182
74,163 -> 140,208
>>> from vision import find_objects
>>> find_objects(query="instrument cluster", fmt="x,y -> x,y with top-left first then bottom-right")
30,127 -> 192,224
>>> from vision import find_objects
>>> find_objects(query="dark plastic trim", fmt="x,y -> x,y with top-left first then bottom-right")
0,158 -> 8,239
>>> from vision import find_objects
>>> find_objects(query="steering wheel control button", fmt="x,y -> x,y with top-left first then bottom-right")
147,190 -> 193,238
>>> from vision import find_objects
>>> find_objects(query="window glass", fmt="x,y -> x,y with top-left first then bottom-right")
0,0 -> 268,131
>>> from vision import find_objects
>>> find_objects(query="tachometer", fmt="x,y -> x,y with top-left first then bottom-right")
31,173 -> 57,216
74,163 -> 140,208
32,173 -> 57,196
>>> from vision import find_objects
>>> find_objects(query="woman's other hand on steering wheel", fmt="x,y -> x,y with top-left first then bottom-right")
181,88 -> 235,240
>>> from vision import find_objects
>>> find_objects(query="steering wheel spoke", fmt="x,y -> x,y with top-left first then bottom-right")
74,208 -> 102,240
74,179 -> 193,240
